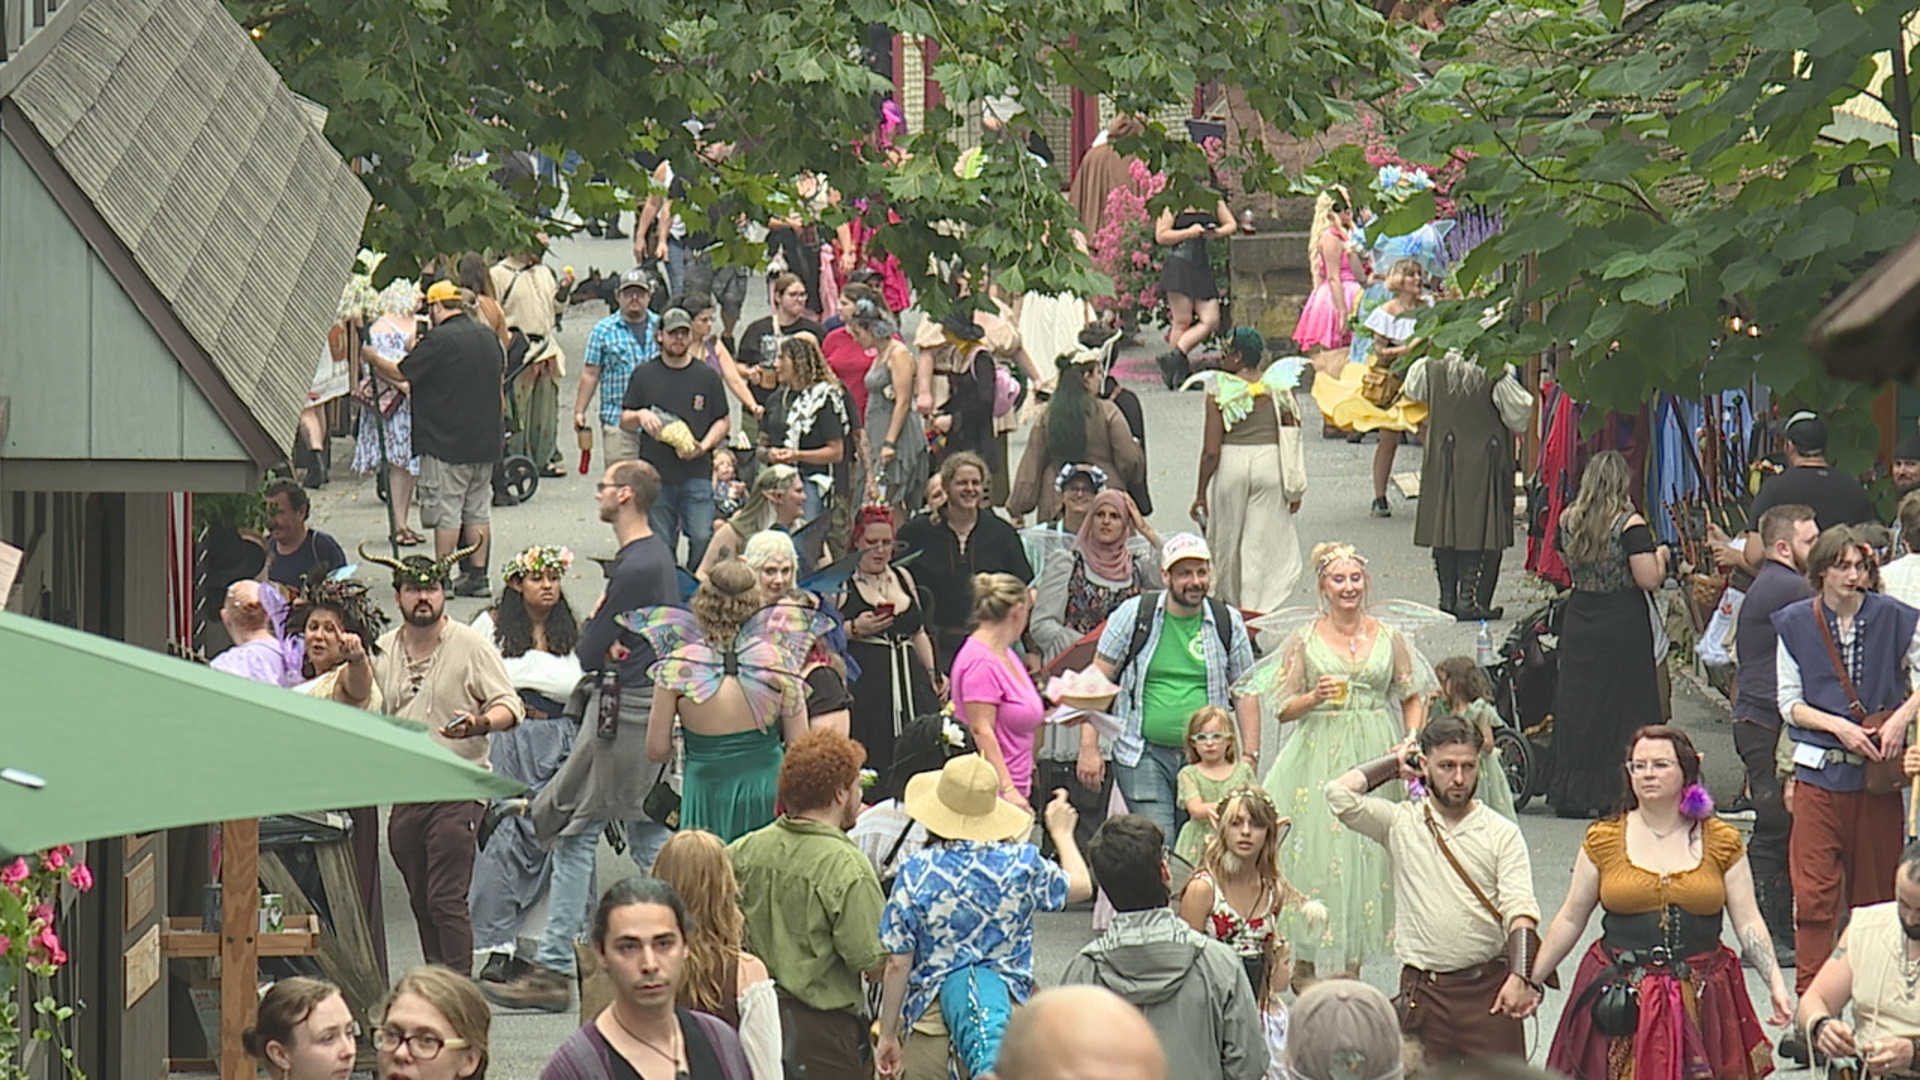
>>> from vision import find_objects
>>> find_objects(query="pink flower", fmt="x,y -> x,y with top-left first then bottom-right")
42,849 -> 64,871
0,934 -> 11,957
32,928 -> 65,966
1,858 -> 27,886
31,902 -> 52,925
68,865 -> 93,892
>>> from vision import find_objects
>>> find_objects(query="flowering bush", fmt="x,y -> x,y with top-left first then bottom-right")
2,846 -> 91,1079
1089,160 -> 1169,325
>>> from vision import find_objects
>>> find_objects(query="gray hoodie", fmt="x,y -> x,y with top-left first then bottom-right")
1061,907 -> 1269,1080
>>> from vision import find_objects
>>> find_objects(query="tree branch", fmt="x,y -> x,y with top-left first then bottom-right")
1459,86 -> 1669,224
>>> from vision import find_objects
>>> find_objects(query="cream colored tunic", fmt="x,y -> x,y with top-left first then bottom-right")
1845,902 -> 1920,1045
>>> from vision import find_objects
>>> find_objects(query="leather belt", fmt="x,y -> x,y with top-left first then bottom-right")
1408,957 -> 1506,984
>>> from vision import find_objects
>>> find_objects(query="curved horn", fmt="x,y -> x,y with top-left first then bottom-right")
437,542 -> 482,577
357,541 -> 409,574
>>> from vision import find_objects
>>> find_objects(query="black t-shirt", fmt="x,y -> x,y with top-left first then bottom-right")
399,313 -> 505,464
762,384 -> 850,490
575,535 -> 677,686
736,316 -> 826,410
622,358 -> 730,484
604,1010 -> 729,1080
267,529 -> 346,587
1744,464 -> 1877,533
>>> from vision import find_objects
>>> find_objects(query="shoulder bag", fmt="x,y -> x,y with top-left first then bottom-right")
1492,365 -> 1535,435
1811,599 -> 1905,796
1360,356 -> 1404,409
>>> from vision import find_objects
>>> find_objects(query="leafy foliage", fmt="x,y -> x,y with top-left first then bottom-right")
1358,0 -> 1920,466
227,0 -> 1409,314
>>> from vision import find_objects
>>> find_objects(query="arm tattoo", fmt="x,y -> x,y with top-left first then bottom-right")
1740,925 -> 1780,984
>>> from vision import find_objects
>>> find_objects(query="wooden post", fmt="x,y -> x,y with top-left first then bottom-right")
219,818 -> 258,1080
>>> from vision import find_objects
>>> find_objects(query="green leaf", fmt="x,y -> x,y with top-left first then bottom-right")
1620,273 -> 1686,306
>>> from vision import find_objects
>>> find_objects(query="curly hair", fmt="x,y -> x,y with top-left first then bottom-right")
651,831 -> 747,1016
1560,450 -> 1637,565
778,334 -> 835,389
692,559 -> 763,642
778,728 -> 866,813
490,587 -> 581,659
854,503 -> 895,535
294,578 -> 389,680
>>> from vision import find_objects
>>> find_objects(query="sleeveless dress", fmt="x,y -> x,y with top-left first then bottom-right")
1548,515 -> 1660,817
1292,227 -> 1364,349
1260,624 -> 1426,971
1188,867 -> 1276,994
1173,760 -> 1258,867
1547,818 -> 1771,1080
353,325 -> 419,475
843,568 -> 936,793
681,726 -> 785,844
1159,210 -> 1223,301
863,350 -> 927,513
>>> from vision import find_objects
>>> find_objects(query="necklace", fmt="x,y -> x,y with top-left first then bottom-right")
1904,946 -> 1920,999
1638,814 -> 1688,840
1327,618 -> 1368,658
609,1008 -> 689,1080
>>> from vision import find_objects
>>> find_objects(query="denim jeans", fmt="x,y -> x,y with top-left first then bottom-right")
649,473 -> 716,568
531,820 -> 671,974
1114,741 -> 1188,850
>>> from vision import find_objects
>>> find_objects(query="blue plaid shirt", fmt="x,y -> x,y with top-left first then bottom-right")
583,311 -> 658,426
1096,593 -> 1255,767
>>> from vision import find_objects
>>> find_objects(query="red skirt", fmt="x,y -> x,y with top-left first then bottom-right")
1546,940 -> 1773,1080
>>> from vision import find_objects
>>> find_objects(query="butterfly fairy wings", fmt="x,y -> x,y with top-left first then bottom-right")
1233,598 -> 1451,702
614,603 -> 836,730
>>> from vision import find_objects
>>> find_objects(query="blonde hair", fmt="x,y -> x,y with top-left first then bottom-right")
1384,257 -> 1424,292
652,830 -> 747,1017
1559,450 -> 1636,565
378,966 -> 490,1079
971,572 -> 1028,626
1306,186 -> 1353,269
1183,705 -> 1239,764
1197,786 -> 1308,922
739,529 -> 798,570
693,559 -> 764,641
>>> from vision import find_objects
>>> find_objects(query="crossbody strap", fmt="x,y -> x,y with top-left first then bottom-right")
1811,598 -> 1869,719
1423,804 -> 1503,927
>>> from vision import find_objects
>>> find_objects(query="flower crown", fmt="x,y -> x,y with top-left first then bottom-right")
1372,164 -> 1434,204
503,545 -> 574,582
1054,462 -> 1110,493
292,574 -> 390,639
1313,542 -> 1368,576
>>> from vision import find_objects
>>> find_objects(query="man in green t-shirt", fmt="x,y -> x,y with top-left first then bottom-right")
1093,534 -> 1259,848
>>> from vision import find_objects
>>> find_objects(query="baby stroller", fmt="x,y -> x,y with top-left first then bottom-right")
491,331 -> 545,506
1483,593 -> 1566,809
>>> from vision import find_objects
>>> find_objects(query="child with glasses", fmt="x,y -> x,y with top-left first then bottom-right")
1173,705 -> 1258,867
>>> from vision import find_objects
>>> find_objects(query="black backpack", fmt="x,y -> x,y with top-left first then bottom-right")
1111,590 -> 1238,676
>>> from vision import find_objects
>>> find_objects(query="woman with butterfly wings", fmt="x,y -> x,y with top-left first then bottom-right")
1234,544 -> 1448,982
617,560 -> 836,843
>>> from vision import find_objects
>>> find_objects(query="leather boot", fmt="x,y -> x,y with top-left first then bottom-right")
1459,549 -> 1505,621
1432,548 -> 1461,617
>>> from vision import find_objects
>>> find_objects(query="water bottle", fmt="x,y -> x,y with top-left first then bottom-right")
1476,620 -> 1495,667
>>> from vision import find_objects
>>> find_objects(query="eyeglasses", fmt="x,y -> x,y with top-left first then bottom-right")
1192,732 -> 1231,743
1626,759 -> 1679,775
372,1029 -> 470,1060
783,290 -> 808,299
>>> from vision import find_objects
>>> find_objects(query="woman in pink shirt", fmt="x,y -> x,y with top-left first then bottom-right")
949,572 -> 1048,809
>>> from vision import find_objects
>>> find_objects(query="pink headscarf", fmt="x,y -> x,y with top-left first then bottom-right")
1075,490 -> 1136,583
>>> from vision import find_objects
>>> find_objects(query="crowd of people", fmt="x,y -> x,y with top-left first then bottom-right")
211,121 -> 1920,1080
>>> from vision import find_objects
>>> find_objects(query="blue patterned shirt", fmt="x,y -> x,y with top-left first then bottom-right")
583,311 -> 658,426
879,840 -> 1068,1026
1095,593 -> 1256,767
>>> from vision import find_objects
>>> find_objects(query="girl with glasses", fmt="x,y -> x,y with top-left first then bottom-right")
1172,705 -> 1256,867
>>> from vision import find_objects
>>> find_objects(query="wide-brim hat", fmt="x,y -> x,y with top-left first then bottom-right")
903,754 -> 1032,842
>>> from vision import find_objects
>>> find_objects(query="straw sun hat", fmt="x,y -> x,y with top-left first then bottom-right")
903,754 -> 1033,842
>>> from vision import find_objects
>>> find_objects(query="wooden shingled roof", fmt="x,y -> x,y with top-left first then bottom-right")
2,0 -> 369,458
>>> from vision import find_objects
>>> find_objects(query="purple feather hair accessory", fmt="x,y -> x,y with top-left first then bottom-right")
1679,782 -> 1714,821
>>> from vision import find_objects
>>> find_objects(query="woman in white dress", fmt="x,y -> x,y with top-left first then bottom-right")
1191,328 -> 1307,613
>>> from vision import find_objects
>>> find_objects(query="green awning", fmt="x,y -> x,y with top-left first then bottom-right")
0,611 -> 521,857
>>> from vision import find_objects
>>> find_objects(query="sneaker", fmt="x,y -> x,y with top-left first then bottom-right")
481,965 -> 570,1012
453,572 -> 491,599
1371,497 -> 1392,518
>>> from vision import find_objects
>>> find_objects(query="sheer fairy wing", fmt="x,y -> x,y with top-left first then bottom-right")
1232,621 -> 1313,700
1365,598 -> 1457,636
1179,369 -> 1223,395
1247,605 -> 1325,642
1020,526 -> 1077,570
798,549 -> 863,593
733,602 -> 837,672
615,605 -> 705,659
1209,372 -> 1254,426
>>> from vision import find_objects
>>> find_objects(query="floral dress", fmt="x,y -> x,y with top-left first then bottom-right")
1259,623 -> 1430,971
353,324 -> 418,475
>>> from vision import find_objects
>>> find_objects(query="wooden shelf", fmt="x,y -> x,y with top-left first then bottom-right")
161,915 -> 319,958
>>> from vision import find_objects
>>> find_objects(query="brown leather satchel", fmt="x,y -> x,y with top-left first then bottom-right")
1360,361 -> 1403,408
1811,599 -> 1906,796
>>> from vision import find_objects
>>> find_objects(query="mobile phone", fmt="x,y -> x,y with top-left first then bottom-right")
873,603 -> 896,618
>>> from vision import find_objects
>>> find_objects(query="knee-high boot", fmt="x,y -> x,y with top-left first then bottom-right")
1460,549 -> 1505,621
1432,548 -> 1461,616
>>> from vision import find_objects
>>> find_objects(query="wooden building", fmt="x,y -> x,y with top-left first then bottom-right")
0,0 -> 367,1073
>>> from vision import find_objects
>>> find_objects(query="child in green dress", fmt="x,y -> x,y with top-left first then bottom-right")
1433,656 -> 1518,820
1174,705 -> 1257,866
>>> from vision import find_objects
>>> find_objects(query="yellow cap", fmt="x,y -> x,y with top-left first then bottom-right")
424,280 -> 464,305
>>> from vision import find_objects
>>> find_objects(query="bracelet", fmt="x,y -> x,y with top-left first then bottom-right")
1809,1015 -> 1835,1049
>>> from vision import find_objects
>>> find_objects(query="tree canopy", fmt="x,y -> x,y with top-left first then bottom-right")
228,0 -> 1407,314
1345,0 -> 1919,464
